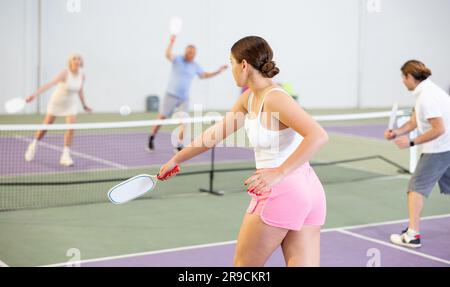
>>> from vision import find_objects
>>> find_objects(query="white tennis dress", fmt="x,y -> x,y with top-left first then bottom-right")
47,69 -> 83,116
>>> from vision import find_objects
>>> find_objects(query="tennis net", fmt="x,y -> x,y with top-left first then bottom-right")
0,110 -> 416,211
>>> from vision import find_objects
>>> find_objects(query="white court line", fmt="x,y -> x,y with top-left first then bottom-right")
39,213 -> 450,267
337,229 -> 450,265
14,136 -> 127,170
321,213 -> 450,233
0,259 -> 9,267
347,174 -> 410,183
41,240 -> 237,267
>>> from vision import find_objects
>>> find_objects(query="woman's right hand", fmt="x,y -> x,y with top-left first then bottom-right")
158,159 -> 180,181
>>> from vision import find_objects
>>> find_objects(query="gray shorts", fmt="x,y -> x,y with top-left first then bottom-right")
160,93 -> 189,118
408,151 -> 450,197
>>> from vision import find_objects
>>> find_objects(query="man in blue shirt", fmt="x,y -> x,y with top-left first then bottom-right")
148,35 -> 228,152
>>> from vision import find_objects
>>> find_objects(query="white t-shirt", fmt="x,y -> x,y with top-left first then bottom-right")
413,78 -> 450,153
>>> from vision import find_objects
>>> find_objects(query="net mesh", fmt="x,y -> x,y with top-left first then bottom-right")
0,111 -> 415,211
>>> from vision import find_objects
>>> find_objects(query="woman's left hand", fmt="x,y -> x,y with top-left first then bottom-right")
244,168 -> 285,195
83,105 -> 92,113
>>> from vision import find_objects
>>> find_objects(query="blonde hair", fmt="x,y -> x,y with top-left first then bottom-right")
67,54 -> 84,71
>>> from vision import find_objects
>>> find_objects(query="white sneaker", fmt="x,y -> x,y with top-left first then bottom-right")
60,148 -> 74,166
25,140 -> 37,161
390,228 -> 421,248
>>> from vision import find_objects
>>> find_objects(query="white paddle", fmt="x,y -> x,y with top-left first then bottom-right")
4,97 -> 26,114
169,17 -> 183,35
107,165 -> 180,204
388,102 -> 398,131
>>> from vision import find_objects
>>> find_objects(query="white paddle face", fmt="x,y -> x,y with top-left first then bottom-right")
388,102 -> 398,130
169,17 -> 183,35
108,174 -> 156,204
5,98 -> 26,114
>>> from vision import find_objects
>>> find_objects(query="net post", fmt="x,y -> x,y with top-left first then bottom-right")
198,118 -> 224,196
199,145 -> 223,196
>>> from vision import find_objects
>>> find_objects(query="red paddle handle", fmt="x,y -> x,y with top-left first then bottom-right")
157,165 -> 180,180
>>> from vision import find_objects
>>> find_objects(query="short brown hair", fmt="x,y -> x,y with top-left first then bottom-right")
401,60 -> 432,82
231,36 -> 279,78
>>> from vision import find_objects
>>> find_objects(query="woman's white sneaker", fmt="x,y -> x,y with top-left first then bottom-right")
25,139 -> 38,161
60,147 -> 74,166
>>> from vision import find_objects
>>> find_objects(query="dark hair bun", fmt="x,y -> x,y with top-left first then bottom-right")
412,68 -> 432,81
401,60 -> 432,82
261,61 -> 279,78
231,36 -> 280,78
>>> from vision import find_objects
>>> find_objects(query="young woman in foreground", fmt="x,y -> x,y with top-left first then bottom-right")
159,36 -> 328,266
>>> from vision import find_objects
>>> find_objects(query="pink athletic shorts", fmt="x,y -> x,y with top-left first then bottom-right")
246,162 -> 326,231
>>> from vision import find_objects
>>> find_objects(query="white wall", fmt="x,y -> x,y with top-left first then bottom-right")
209,0 -> 360,109
0,0 -> 449,114
359,0 -> 450,108
0,0 -> 39,115
37,0 -> 360,113
38,0 -> 217,114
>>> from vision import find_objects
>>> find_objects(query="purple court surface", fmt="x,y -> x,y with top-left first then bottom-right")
325,124 -> 386,140
48,215 -> 449,267
1,125 -> 384,177
0,132 -> 254,176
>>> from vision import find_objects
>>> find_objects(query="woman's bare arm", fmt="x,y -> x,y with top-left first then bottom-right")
26,70 -> 67,102
158,90 -> 250,176
266,91 -> 329,175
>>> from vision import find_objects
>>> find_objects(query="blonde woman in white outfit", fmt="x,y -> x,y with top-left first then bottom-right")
25,54 -> 92,166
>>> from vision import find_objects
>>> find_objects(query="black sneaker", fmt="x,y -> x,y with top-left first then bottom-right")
147,135 -> 155,152
390,227 -> 421,248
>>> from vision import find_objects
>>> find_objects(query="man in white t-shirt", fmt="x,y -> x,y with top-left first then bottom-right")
384,60 -> 450,248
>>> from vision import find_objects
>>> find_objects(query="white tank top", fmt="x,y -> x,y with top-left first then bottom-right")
51,70 -> 83,100
244,88 -> 303,169
47,69 -> 83,116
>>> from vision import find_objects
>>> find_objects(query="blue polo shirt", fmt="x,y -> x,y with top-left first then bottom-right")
166,55 -> 204,100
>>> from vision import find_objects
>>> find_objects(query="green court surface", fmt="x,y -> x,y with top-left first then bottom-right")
1,169 -> 449,267
1,110 -> 449,267
0,140 -> 449,266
